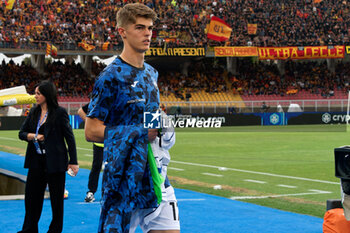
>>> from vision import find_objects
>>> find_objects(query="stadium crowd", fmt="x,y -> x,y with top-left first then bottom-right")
0,0 -> 349,51
1,58 -> 349,100
230,59 -> 350,98
0,59 -> 104,97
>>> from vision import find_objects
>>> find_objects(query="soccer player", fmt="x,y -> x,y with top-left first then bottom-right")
85,3 -> 179,233
78,104 -> 104,203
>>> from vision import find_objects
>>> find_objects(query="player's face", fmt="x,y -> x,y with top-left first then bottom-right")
34,87 -> 46,106
120,17 -> 153,53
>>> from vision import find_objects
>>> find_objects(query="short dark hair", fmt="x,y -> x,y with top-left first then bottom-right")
117,3 -> 157,28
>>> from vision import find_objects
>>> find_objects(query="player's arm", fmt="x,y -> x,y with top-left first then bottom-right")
77,107 -> 87,122
85,117 -> 106,143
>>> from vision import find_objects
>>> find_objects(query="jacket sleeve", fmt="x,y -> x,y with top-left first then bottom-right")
18,108 -> 34,142
60,107 -> 78,165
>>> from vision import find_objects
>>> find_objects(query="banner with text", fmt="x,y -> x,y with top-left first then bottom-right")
214,47 -> 258,57
258,46 -> 345,60
346,46 -> 350,55
145,47 -> 205,56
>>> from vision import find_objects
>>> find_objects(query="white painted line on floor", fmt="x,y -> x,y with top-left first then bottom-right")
277,184 -> 297,189
244,179 -> 266,184
168,167 -> 184,171
0,136 -> 17,141
202,172 -> 223,177
77,147 -> 93,151
230,190 -> 333,200
172,160 -> 339,185
84,154 -> 93,157
308,189 -> 332,194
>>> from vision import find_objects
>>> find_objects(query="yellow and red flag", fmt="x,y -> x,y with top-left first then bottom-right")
102,42 -> 110,51
46,43 -> 58,57
247,24 -> 258,35
6,0 -> 16,10
207,16 -> 232,42
78,42 -> 95,51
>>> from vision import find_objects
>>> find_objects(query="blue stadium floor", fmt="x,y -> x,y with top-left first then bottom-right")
0,152 -> 323,233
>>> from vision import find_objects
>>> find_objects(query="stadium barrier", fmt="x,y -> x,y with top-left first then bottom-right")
0,111 -> 347,130
58,99 -> 348,115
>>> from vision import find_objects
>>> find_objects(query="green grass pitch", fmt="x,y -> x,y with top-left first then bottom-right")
0,125 -> 348,218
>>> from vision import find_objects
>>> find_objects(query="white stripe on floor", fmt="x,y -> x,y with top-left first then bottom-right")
168,167 -> 184,171
244,179 -> 266,184
0,136 -> 18,141
202,172 -> 223,177
277,184 -> 297,189
172,160 -> 339,185
230,190 -> 332,200
77,147 -> 93,151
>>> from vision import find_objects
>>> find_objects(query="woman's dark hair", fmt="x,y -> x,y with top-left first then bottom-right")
31,80 -> 59,122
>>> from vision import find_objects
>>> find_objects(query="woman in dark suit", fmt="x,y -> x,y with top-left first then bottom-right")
18,80 -> 79,233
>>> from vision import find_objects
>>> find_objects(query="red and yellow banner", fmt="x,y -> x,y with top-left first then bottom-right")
145,47 -> 205,56
78,42 -> 95,51
258,46 -> 345,60
214,47 -> 258,57
6,0 -> 15,10
102,42 -> 110,51
247,24 -> 257,35
207,16 -> 232,42
46,43 -> 57,57
346,46 -> 350,55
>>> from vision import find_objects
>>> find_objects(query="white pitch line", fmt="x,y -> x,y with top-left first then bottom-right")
277,184 -> 297,189
308,189 -> 331,193
77,147 -> 93,151
172,160 -> 339,185
0,136 -> 18,141
202,172 -> 223,177
230,190 -> 332,200
244,179 -> 266,184
84,154 -> 93,157
168,167 -> 184,171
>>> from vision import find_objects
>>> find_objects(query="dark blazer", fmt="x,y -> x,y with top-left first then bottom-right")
19,106 -> 78,173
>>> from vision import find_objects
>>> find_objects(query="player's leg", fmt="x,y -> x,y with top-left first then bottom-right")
140,187 -> 180,233
88,144 -> 104,193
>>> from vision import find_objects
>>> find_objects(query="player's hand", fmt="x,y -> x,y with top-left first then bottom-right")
148,129 -> 158,142
36,134 -> 45,141
68,164 -> 79,176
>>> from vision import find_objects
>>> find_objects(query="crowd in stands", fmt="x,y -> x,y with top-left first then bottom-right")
1,57 -> 349,101
157,58 -> 227,100
0,59 -> 105,97
0,0 -> 349,51
230,59 -> 350,98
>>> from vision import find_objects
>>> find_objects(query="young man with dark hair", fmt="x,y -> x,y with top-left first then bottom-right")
85,3 -> 180,233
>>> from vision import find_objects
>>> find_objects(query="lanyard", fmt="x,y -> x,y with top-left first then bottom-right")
35,112 -> 48,137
